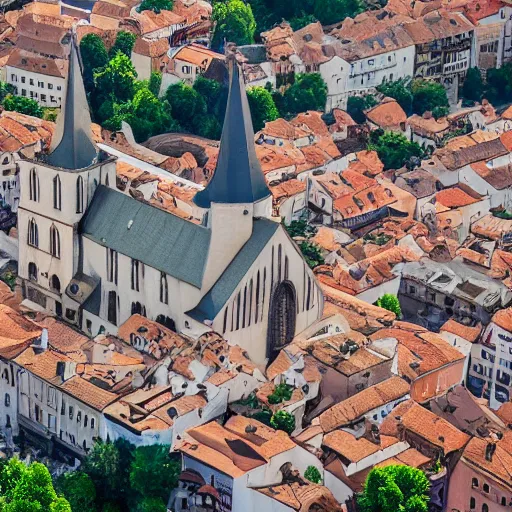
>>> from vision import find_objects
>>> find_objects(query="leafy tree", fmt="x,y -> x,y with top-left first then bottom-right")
485,64 -> 512,104
411,79 -> 449,116
2,96 -> 43,118
376,294 -> 402,317
270,410 -> 295,434
267,383 -> 293,404
94,53 -> 138,103
285,219 -> 317,238
135,497 -> 167,512
247,86 -> 279,131
43,108 -> 59,122
346,94 -> 376,124
137,0 -> 172,13
369,131 -> 422,170
304,466 -> 322,484
130,86 -> 171,141
196,114 -> 222,139
377,78 -> 413,115
462,67 -> 484,103
129,445 -> 180,501
0,82 -> 14,103
289,13 -> 317,30
0,459 -> 71,512
109,31 -> 136,59
299,241 -> 324,269
212,0 -> 257,49
165,82 -> 206,130
148,71 -> 162,97
313,0 -> 364,25
79,34 -> 109,91
55,472 -> 96,512
282,73 -> 327,115
193,76 -> 223,111
358,465 -> 430,512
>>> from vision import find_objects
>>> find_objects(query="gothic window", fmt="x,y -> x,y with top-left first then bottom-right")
53,175 -> 61,210
160,273 -> 168,304
29,168 -> 39,202
76,175 -> 84,213
285,256 -> 289,280
50,224 -> 60,258
262,268 -> 266,322
306,276 -> 312,310
236,292 -> 241,330
242,285 -> 247,329
107,249 -> 118,284
131,259 -> 140,291
131,301 -> 144,315
278,244 -> 282,283
223,308 -> 228,333
50,275 -> 61,293
28,262 -> 37,281
255,271 -> 260,324
267,281 -> 297,359
28,218 -> 38,247
248,279 -> 253,327
271,246 -> 275,287
108,290 -> 118,326
156,315 -> 175,331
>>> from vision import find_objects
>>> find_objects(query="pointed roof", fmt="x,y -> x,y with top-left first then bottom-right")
45,39 -> 98,171
193,58 -> 270,208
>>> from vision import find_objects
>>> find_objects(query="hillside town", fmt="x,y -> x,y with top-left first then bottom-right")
0,0 -> 511,510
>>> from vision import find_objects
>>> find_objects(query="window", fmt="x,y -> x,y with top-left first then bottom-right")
472,478 -> 478,488
61,401 -> 66,415
29,168 -> 39,202
182,65 -> 192,74
160,273 -> 168,304
482,505 -> 488,512
10,74 -> 15,81
28,262 -> 37,281
91,418 -> 95,429
38,81 -> 44,88
483,484 -> 489,493
470,497 -> 475,510
28,218 -> 38,247
50,275 -> 61,293
21,89 -> 26,96
408,285 -> 416,295
57,85 -> 61,91
131,259 -> 140,291
50,224 -> 60,258
53,175 -> 61,210
76,176 -> 84,213
4,393 -> 10,407
48,387 -> 56,407
77,411 -> 81,423
40,94 -> 46,102
108,290 -> 118,326
29,78 -> 34,86
501,497 -> 507,506
107,249 -> 118,284
69,406 -> 74,420
21,76 -> 25,83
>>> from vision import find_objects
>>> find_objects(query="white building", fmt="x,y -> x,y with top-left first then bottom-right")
17,45 -> 323,366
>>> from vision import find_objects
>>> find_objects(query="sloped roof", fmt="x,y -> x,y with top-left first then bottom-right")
80,185 -> 211,288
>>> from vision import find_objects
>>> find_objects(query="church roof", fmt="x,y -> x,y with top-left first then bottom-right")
80,186 -> 211,288
193,59 -> 271,208
45,40 -> 98,171
187,218 -> 279,322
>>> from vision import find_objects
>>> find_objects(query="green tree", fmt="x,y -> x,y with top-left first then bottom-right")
411,79 -> 449,116
285,219 -> 317,238
2,96 -> 43,118
376,294 -> 401,317
94,53 -> 138,103
304,466 -> 322,484
165,82 -> 206,130
313,0 -> 364,25
55,472 -> 96,512
79,34 -> 109,91
0,82 -> 14,103
129,445 -> 180,501
346,94 -> 377,124
193,76 -> 223,111
299,241 -> 324,269
137,0 -> 172,13
282,73 -> 327,115
109,31 -> 136,59
462,67 -> 484,103
0,459 -> 71,512
369,131 -> 422,170
485,64 -> 512,104
247,86 -> 279,131
148,71 -> 162,97
212,0 -> 257,49
129,86 -> 172,141
134,497 -> 167,512
377,78 -> 413,115
270,410 -> 295,434
358,465 -> 430,512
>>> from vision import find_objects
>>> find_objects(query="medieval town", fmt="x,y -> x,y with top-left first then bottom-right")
0,0 -> 509,510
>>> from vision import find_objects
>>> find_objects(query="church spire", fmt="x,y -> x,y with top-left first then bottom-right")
193,54 -> 270,209
46,38 -> 98,171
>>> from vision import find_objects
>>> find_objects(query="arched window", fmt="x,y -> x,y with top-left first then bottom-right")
29,168 -> 39,202
248,279 -> 253,327
76,175 -> 84,213
53,175 -> 61,210
50,274 -> 61,293
50,224 -> 60,258
108,290 -> 118,326
277,244 -> 282,283
242,285 -> 247,329
482,504 -> 489,512
4,393 -> 9,407
155,315 -> 176,331
223,308 -> 228,333
255,271 -> 260,324
28,218 -> 38,247
28,262 -> 37,281
131,259 -> 140,291
483,484 -> 490,493
160,273 -> 168,304
472,478 -> 478,488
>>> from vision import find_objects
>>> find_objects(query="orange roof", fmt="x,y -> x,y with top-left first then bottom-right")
15,347 -> 71,382
435,187 -> 481,208
492,307 -> 512,332
173,43 -> 224,66
61,375 -> 118,411
366,98 -> 407,129
319,376 -> 410,432
440,319 -> 482,342
0,304 -> 41,359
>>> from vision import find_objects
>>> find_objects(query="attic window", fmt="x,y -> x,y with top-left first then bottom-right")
303,34 -> 313,42
354,197 -> 365,210
42,64 -> 47,69
21,59 -> 27,65
450,19 -> 457,25
367,192 -> 376,204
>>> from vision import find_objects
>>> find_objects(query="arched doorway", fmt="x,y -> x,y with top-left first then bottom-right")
267,280 -> 296,359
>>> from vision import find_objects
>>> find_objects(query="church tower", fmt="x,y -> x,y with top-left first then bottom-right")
17,40 -> 116,321
195,55 -> 273,294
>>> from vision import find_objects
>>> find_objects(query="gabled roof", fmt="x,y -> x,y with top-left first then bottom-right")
193,59 -> 270,208
45,40 -> 98,171
80,185 -> 211,288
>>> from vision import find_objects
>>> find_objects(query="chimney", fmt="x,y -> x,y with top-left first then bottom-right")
32,328 -> 49,354
485,442 -> 496,462
56,361 -> 77,383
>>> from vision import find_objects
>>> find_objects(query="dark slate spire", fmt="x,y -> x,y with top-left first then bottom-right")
193,56 -> 271,208
46,39 -> 98,171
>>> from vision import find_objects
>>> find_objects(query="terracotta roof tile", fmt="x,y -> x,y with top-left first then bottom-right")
0,305 -> 41,359
435,187 -> 481,208
492,307 -> 512,332
61,375 -> 118,411
366,98 -> 407,129
440,319 -> 482,342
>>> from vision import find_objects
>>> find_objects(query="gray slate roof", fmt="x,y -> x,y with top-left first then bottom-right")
80,186 -> 211,288
187,218 -> 279,322
193,60 -> 271,208
45,41 -> 98,171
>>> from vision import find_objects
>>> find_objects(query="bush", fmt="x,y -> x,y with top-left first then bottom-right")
267,383 -> 293,404
55,472 -> 96,512
411,79 -> 449,116
299,242 -> 324,269
2,95 -> 43,118
137,0 -> 172,13
281,73 -> 327,115
376,294 -> 401,317
462,67 -> 484,103
304,465 -> 322,484
285,219 -> 317,238
270,410 -> 295,434
368,131 -> 423,170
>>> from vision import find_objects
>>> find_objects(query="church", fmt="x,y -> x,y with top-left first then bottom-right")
17,41 -> 323,365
